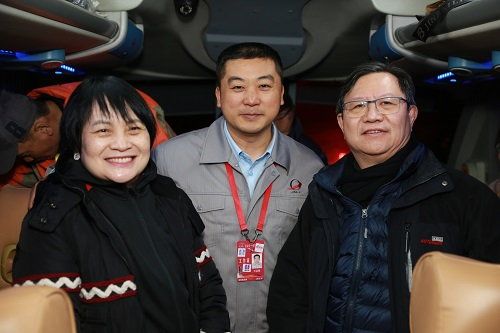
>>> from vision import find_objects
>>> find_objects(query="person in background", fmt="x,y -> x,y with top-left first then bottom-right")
13,76 -> 229,333
0,90 -> 41,177
0,82 -> 174,189
267,62 -> 500,333
274,92 -> 328,164
154,42 -> 324,332
489,140 -> 500,197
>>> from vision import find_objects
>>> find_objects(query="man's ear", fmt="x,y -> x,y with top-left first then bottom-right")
409,105 -> 418,128
33,117 -> 54,136
215,86 -> 222,108
280,85 -> 284,106
337,113 -> 345,135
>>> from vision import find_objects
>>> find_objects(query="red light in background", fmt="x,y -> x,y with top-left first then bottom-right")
296,103 -> 350,164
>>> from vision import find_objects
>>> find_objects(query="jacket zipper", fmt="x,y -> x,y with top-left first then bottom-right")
328,198 -> 339,265
344,207 -> 368,332
404,223 -> 413,291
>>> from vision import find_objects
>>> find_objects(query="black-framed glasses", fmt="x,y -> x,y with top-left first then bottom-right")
342,96 -> 407,118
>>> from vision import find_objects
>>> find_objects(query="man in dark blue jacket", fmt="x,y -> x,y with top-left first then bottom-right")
267,62 -> 500,333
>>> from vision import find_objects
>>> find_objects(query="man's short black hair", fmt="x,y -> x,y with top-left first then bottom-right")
336,62 -> 416,114
17,100 -> 50,143
35,95 -> 65,116
216,42 -> 283,87
59,76 -> 156,162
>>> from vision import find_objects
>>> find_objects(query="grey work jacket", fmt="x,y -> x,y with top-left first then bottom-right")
154,117 -> 324,333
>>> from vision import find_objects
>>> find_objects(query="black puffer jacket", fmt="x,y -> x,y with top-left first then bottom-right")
267,145 -> 500,333
13,160 -> 230,333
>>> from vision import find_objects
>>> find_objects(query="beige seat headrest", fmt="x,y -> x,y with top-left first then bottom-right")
0,286 -> 76,333
410,251 -> 500,333
0,185 -> 31,288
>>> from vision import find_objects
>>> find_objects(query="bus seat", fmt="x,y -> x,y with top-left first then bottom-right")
0,185 -> 31,289
0,286 -> 76,333
410,251 -> 500,333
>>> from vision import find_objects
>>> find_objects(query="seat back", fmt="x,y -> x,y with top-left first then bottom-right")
410,251 -> 500,333
0,286 -> 76,333
0,185 -> 31,288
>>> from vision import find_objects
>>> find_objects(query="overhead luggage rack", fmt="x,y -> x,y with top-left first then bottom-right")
370,0 -> 500,75
0,0 -> 143,69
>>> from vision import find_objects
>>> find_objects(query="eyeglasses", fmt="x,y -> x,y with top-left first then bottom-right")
342,96 -> 407,118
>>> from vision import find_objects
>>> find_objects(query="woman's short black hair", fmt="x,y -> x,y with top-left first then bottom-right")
59,76 -> 156,160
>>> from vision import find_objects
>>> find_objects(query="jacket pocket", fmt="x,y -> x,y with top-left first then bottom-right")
273,196 -> 307,246
189,194 -> 225,214
189,194 -> 226,248
276,196 -> 304,217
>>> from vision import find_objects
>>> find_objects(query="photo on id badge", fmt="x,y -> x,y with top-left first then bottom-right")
252,253 -> 262,268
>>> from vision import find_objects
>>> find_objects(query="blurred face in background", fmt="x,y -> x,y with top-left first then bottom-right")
274,106 -> 295,136
17,100 -> 61,163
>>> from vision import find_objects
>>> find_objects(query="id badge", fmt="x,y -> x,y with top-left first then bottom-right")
236,239 -> 265,282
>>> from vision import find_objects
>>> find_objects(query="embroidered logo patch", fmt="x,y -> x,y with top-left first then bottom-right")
289,179 -> 302,191
420,235 -> 444,246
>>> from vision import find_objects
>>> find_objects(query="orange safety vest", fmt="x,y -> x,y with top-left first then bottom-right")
0,82 -> 173,189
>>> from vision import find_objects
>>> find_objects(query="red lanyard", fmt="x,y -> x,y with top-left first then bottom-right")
225,163 -> 273,242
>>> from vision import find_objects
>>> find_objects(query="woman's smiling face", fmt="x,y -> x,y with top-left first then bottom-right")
80,103 -> 151,185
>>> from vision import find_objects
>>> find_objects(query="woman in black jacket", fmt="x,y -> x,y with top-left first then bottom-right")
13,76 -> 230,333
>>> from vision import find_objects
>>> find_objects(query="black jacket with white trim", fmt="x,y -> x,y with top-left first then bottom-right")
13,159 -> 230,333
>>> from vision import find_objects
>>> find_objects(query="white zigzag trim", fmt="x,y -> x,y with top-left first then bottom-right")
15,277 -> 81,289
196,249 -> 211,263
80,280 -> 137,300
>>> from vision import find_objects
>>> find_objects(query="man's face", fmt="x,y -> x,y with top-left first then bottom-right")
337,72 -> 418,168
17,133 -> 59,164
216,58 -> 284,142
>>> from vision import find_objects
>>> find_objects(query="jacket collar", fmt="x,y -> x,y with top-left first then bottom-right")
394,148 -> 452,208
399,146 -> 447,192
313,157 -> 346,194
199,116 -> 291,172
313,142 -> 452,209
314,142 -> 442,195
56,158 -> 157,197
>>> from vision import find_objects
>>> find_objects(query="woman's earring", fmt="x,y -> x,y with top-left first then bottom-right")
73,152 -> 80,161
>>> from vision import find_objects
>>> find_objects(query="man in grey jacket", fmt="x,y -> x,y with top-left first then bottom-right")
154,42 -> 324,332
